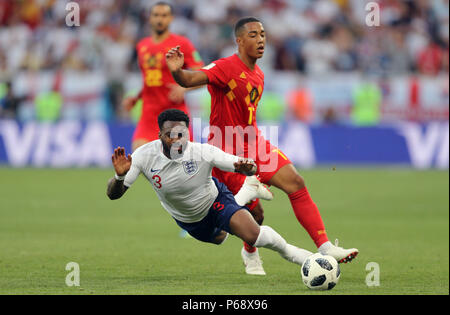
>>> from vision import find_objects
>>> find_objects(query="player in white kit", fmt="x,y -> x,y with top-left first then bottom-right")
107,109 -> 313,267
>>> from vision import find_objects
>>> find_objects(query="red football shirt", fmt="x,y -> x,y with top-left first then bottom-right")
200,54 -> 265,157
137,33 -> 203,117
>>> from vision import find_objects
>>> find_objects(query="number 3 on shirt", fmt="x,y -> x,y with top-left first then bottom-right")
152,175 -> 162,189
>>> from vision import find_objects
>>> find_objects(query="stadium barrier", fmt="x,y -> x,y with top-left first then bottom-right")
0,120 -> 447,169
7,72 -> 449,123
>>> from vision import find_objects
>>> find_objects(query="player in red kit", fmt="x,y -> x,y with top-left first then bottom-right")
166,17 -> 358,275
123,2 -> 204,152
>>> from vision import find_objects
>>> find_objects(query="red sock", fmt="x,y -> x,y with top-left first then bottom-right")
243,241 -> 257,253
289,187 -> 329,248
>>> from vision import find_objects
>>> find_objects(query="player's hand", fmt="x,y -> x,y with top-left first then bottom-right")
168,84 -> 185,103
112,147 -> 132,176
234,159 -> 257,176
122,96 -> 139,111
166,46 -> 185,72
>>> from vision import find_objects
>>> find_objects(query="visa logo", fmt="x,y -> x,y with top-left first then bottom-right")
398,122 -> 449,169
0,121 -> 112,167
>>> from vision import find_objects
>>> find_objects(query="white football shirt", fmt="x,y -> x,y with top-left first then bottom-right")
123,140 -> 240,223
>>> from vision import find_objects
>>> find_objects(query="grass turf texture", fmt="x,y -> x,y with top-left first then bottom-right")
0,168 -> 448,295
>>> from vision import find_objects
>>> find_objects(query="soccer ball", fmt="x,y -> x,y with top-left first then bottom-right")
301,253 -> 341,290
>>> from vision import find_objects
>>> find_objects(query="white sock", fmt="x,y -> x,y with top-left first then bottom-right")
254,226 -> 312,266
282,244 -> 313,266
254,226 -> 287,251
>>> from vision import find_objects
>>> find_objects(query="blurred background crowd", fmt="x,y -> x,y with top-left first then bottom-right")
0,0 -> 449,124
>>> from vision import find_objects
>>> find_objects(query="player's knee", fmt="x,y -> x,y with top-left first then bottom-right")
274,166 -> 307,194
291,173 -> 306,191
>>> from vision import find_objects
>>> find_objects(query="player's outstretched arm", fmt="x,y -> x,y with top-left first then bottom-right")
107,147 -> 132,200
166,46 -> 208,88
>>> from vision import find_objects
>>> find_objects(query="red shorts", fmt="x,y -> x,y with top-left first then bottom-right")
212,139 -> 291,210
132,116 -> 160,142
132,105 -> 193,143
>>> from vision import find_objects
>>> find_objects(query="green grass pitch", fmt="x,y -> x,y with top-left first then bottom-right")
0,168 -> 448,295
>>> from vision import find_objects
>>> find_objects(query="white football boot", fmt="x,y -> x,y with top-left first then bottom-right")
241,247 -> 266,275
249,176 -> 273,200
241,176 -> 273,201
319,239 -> 359,264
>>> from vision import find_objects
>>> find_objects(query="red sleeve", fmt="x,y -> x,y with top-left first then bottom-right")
181,38 -> 204,70
199,59 -> 229,88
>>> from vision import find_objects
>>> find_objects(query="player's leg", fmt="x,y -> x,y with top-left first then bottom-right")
257,141 -> 329,247
235,196 -> 270,274
267,163 -> 327,247
241,202 -> 263,253
175,206 -> 309,267
212,169 -> 267,274
239,202 -> 266,275
249,202 -> 264,225
267,163 -> 358,263
234,184 -> 270,258
229,209 -> 312,266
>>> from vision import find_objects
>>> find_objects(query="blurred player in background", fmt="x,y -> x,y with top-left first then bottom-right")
166,17 -> 358,275
123,1 -> 204,152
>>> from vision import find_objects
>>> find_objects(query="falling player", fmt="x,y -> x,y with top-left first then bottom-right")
106,109 -> 313,270
166,17 -> 358,275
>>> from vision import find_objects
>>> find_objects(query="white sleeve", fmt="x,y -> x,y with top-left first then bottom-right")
201,144 -> 239,172
123,151 -> 142,187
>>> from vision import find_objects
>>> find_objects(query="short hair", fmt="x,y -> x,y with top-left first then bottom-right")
151,1 -> 174,15
234,17 -> 261,37
158,109 -> 190,130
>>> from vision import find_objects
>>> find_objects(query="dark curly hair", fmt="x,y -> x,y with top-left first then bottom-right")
158,109 -> 190,130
